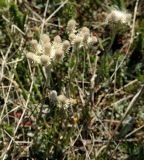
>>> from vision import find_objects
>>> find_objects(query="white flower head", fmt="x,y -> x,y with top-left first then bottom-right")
30,39 -> 43,55
55,49 -> 64,61
44,42 -> 52,55
48,36 -> 64,62
106,8 -> 131,25
40,34 -> 50,45
69,33 -> 76,42
40,55 -> 51,66
87,35 -> 97,45
73,35 -> 83,48
54,35 -> 62,44
62,40 -> 70,51
67,19 -> 77,33
26,52 -> 41,64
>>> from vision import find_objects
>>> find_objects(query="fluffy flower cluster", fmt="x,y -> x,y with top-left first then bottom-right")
106,9 -> 131,25
49,90 -> 77,109
26,19 -> 97,65
67,19 -> 97,49
26,34 -> 70,66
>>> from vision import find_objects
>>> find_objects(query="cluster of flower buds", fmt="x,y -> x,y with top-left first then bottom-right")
106,8 -> 131,26
26,34 -> 70,66
48,90 -> 77,109
26,19 -> 97,65
67,19 -> 97,49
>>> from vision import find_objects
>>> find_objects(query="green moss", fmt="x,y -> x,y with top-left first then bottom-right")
0,0 -> 8,9
9,3 -> 26,31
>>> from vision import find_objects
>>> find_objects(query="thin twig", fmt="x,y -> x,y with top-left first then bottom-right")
45,0 -> 68,23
